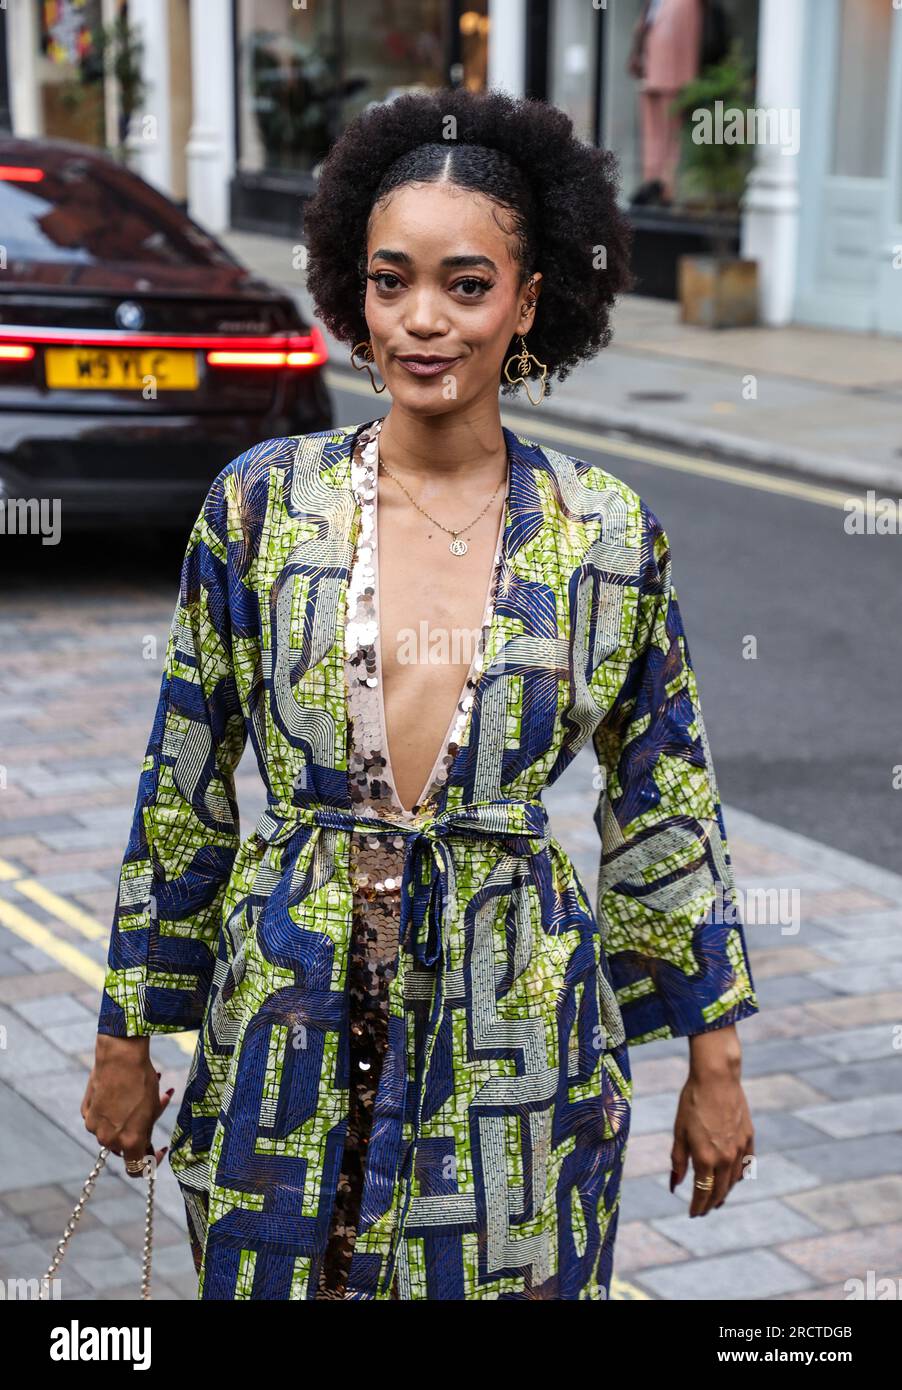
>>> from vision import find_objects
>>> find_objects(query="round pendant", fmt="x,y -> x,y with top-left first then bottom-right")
449,537 -> 468,556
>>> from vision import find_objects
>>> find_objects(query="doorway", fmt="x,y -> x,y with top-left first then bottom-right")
795,0 -> 902,335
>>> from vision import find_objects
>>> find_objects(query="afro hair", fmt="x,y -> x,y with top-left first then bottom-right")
303,88 -> 635,398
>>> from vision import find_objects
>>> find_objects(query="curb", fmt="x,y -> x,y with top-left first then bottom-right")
531,391 -> 902,495
724,803 -> 902,904
322,362 -> 899,495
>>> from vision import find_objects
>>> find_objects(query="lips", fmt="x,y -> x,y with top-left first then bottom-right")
395,354 -> 461,377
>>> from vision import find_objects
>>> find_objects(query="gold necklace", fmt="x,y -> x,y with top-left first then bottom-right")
375,420 -> 507,557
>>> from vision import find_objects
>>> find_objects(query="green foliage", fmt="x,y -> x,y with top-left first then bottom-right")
670,40 -> 756,216
95,11 -> 147,122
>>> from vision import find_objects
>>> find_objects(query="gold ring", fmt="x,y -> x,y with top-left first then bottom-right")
124,1158 -> 147,1175
694,1176 -> 715,1190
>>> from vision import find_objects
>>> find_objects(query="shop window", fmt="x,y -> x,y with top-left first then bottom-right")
237,0 -> 461,179
600,0 -> 760,213
36,0 -> 107,146
831,0 -> 892,181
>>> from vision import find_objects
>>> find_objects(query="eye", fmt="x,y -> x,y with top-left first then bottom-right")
452,276 -> 494,298
367,270 -> 404,292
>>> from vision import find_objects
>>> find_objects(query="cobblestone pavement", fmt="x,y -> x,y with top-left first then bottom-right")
1,589 -> 899,1301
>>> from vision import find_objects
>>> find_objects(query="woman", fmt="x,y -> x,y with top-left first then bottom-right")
83,88 -> 758,1301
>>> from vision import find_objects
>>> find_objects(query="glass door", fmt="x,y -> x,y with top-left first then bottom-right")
876,0 -> 902,333
796,0 -> 902,334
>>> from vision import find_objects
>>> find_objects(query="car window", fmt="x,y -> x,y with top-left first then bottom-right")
0,153 -> 239,268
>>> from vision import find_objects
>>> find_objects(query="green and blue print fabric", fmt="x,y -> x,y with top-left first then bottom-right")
97,420 -> 758,1299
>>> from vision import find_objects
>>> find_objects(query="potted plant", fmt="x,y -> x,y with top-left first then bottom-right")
669,40 -> 758,328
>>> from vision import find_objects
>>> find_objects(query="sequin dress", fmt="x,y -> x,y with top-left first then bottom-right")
313,417 -> 509,1299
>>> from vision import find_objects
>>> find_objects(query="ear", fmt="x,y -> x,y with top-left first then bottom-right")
515,271 -> 543,336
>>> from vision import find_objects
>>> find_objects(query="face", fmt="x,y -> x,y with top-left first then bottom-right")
362,181 -> 542,416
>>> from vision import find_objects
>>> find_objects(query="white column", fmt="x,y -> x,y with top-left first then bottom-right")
185,0 -> 235,233
488,0 -> 527,96
100,0 -> 121,150
6,0 -> 41,135
123,0 -> 172,191
740,0 -> 806,325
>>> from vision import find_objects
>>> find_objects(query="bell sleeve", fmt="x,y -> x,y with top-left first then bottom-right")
591,503 -> 759,1048
96,464 -> 248,1038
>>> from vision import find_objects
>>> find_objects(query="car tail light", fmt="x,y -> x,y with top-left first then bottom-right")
205,325 -> 328,370
0,324 -> 329,368
0,165 -> 45,182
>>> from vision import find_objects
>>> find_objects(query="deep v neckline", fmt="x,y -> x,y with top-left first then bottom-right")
345,417 -> 510,822
373,419 -> 509,816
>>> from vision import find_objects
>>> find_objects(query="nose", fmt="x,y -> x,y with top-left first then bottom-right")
401,285 -> 451,340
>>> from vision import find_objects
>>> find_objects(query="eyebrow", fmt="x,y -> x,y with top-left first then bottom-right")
370,250 -> 499,272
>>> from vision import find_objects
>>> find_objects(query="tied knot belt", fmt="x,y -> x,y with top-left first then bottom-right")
250,795 -> 553,1294
252,795 -> 553,969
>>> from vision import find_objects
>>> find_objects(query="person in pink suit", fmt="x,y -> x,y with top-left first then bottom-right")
628,0 -> 705,206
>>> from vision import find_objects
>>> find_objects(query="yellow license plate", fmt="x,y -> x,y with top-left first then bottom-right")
44,346 -> 198,390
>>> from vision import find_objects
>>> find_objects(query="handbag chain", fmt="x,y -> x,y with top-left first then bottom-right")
38,1146 -> 155,1300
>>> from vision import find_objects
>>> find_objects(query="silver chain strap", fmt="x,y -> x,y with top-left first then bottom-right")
38,1146 -> 155,1300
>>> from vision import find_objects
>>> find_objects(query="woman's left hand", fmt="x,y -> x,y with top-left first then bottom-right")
670,1024 -> 755,1216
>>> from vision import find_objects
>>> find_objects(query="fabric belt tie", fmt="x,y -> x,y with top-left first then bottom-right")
251,795 -> 552,1294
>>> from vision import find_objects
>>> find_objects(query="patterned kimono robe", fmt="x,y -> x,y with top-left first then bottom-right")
96,419 -> 759,1300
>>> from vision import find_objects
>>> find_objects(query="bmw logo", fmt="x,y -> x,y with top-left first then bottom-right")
115,300 -> 145,330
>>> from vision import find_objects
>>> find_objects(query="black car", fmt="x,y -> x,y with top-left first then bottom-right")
0,137 -> 332,529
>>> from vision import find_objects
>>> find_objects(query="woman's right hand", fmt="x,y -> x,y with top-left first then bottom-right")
81,1035 -> 174,1177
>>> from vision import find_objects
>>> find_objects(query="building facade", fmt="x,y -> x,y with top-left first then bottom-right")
1,0 -> 900,335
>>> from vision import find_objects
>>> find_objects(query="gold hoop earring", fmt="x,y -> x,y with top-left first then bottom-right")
503,334 -> 547,406
350,339 -> 387,394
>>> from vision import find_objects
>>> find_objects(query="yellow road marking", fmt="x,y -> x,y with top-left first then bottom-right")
16,878 -> 105,939
611,1273 -> 652,1300
326,367 -> 858,511
0,895 -> 106,989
